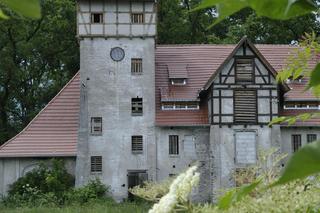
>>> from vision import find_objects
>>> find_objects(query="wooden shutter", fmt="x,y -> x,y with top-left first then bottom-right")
236,58 -> 254,83
132,98 -> 143,115
91,156 -> 102,172
234,90 -> 257,124
132,136 -> 143,154
131,13 -> 144,23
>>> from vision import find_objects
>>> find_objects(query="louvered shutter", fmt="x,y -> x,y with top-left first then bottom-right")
234,90 -> 257,124
236,58 -> 254,83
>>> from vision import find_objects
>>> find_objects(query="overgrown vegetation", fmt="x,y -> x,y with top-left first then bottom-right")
1,159 -> 111,208
130,148 -> 320,213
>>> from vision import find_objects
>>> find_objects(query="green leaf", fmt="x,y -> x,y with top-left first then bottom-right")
269,117 -> 287,126
308,63 -> 320,89
193,0 -> 317,26
272,141 -> 320,186
218,179 -> 261,210
0,8 -> 8,19
1,0 -> 41,19
217,189 -> 236,210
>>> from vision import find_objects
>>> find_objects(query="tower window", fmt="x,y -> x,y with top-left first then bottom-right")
131,13 -> 144,24
91,117 -> 102,135
292,135 -> 301,152
169,135 -> 179,155
132,98 -> 143,116
132,136 -> 143,154
235,58 -> 254,83
307,134 -> 317,143
91,156 -> 102,173
91,13 -> 103,24
131,59 -> 143,74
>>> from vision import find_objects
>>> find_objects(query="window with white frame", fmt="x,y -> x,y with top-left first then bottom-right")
284,101 -> 320,110
161,102 -> 199,110
91,117 -> 102,135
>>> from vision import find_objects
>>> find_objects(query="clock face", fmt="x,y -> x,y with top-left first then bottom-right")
110,47 -> 125,62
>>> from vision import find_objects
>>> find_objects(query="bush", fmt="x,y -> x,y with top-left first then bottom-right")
65,179 -> 110,204
3,159 -> 74,207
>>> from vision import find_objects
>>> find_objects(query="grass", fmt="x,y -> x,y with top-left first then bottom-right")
0,200 -> 152,213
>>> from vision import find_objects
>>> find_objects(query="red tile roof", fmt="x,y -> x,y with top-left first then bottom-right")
280,109 -> 320,127
155,44 -> 319,126
1,43 -> 319,157
0,73 -> 80,157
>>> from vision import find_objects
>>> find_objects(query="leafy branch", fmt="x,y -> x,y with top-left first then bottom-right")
0,0 -> 41,19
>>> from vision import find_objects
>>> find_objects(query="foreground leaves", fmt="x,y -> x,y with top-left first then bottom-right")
193,0 -> 317,26
218,179 -> 261,210
0,0 -> 41,19
272,141 -> 320,186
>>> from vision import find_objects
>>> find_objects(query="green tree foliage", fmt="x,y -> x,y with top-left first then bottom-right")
0,0 -> 79,144
157,0 -> 319,44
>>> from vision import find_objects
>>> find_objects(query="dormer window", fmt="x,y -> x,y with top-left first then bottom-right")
91,13 -> 103,24
171,78 -> 187,85
162,102 -> 199,110
235,58 -> 254,84
284,101 -> 320,110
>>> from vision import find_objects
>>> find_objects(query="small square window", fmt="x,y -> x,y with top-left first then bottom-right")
292,135 -> 301,152
132,136 -> 143,154
169,135 -> 179,155
91,13 -> 103,24
307,134 -> 317,143
91,117 -> 102,135
131,13 -> 144,24
132,98 -> 143,116
131,59 -> 143,74
91,156 -> 102,173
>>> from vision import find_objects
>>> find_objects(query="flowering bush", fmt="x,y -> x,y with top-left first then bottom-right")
149,165 -> 200,213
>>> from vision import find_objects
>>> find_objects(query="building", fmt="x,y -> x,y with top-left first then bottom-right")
0,0 -> 319,202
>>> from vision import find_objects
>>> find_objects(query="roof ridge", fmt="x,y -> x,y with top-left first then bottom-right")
0,71 -> 80,152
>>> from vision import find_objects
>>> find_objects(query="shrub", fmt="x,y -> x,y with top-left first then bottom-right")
3,159 -> 74,207
65,179 -> 110,204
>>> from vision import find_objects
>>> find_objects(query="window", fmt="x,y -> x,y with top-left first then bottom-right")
91,156 -> 102,173
307,134 -> 317,143
292,135 -> 302,152
235,58 -> 254,83
132,98 -> 143,116
235,131 -> 257,164
91,117 -> 102,135
131,59 -> 143,74
161,102 -> 199,111
171,79 -> 187,85
131,13 -> 144,23
91,13 -> 103,24
234,90 -> 257,124
169,135 -> 179,155
284,101 -> 319,110
132,136 -> 143,154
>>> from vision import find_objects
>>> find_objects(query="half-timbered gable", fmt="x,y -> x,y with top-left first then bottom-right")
206,37 -> 282,126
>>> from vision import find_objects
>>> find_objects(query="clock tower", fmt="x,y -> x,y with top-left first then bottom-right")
75,0 -> 157,200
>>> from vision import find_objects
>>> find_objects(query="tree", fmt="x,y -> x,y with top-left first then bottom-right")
0,0 -> 79,144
